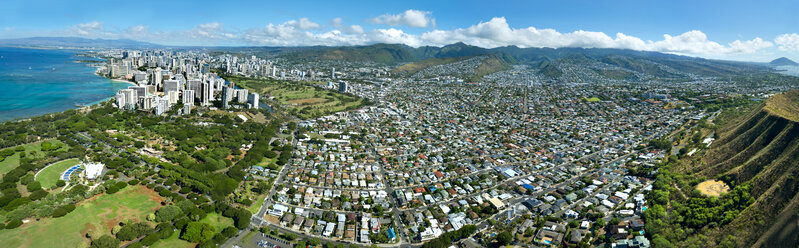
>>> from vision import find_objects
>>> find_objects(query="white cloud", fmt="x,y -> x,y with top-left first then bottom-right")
776,33 -> 799,51
411,17 -> 772,55
650,31 -> 772,54
331,17 -> 364,34
284,18 -> 320,30
126,25 -> 148,33
368,9 -> 435,28
33,16 -> 786,58
189,22 -> 237,39
69,21 -> 108,36
243,19 -> 368,46
369,28 -> 422,47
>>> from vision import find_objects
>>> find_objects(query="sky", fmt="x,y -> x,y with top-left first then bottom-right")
2,0 -> 799,62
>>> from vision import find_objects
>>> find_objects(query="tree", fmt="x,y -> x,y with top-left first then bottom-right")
91,235 -> 120,248
496,231 -> 513,246
594,219 -> 606,229
29,190 -> 48,201
181,222 -> 215,243
652,234 -> 674,248
52,204 -> 76,218
233,209 -> 251,229
116,222 -> 153,241
155,205 -> 183,222
5,219 -> 22,229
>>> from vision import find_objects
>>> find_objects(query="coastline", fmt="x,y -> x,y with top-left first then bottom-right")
112,78 -> 137,86
87,63 -> 136,86
0,48 -> 126,122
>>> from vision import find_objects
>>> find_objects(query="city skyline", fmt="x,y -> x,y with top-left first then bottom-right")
2,0 -> 799,62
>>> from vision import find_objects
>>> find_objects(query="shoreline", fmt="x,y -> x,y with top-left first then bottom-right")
110,77 -> 137,86
87,63 -> 136,86
0,48 -> 126,123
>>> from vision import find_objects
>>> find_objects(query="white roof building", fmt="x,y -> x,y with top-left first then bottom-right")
83,162 -> 104,180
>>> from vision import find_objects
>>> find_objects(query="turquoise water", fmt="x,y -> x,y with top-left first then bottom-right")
0,47 -> 130,122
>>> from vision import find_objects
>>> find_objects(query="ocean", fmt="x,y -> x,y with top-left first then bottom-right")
0,47 -> 130,122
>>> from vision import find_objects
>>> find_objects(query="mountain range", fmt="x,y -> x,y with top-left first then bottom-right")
770,57 -> 799,66
223,42 -> 780,78
2,37 -> 796,79
690,90 -> 799,247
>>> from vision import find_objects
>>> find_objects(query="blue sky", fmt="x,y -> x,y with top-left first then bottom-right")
2,0 -> 799,62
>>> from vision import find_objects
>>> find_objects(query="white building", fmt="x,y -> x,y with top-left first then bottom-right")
236,89 -> 249,103
115,89 -> 137,110
183,90 -> 195,105
248,93 -> 259,109
83,162 -> 104,180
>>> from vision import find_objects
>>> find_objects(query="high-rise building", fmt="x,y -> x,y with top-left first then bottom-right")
129,86 -> 147,100
183,90 -> 195,105
155,97 -> 169,115
221,86 -> 232,109
187,79 -> 202,101
115,89 -> 137,110
201,81 -> 211,106
109,65 -> 120,78
142,96 -> 153,110
338,81 -> 348,92
236,89 -> 249,103
167,91 -> 179,105
183,103 -> 192,115
115,92 -> 126,109
332,68 -> 336,79
248,93 -> 259,109
164,80 -> 181,94
152,68 -> 163,89
145,85 -> 157,95
133,71 -> 147,82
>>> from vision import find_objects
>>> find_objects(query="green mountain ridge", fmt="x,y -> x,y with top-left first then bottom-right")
247,43 -> 776,78
681,90 -> 799,247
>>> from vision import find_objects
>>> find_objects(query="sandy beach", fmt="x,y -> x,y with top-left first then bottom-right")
111,78 -> 137,86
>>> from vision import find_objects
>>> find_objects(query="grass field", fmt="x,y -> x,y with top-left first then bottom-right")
248,195 -> 266,214
222,74 -> 366,119
150,209 -> 235,248
258,156 -> 278,168
35,158 -> 79,189
151,231 -> 193,248
0,140 -> 69,176
0,153 -> 20,176
584,97 -> 602,102
0,186 -> 162,248
200,212 -> 235,232
22,139 -> 69,159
